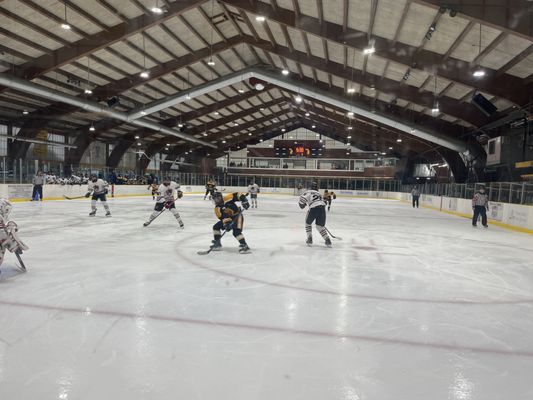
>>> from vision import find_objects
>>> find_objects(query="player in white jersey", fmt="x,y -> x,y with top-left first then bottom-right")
0,199 -> 29,272
247,181 -> 260,208
143,180 -> 184,228
85,175 -> 111,217
298,182 -> 331,247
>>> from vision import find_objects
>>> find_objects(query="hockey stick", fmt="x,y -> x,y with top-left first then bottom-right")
325,227 -> 343,240
197,211 -> 243,255
63,195 -> 86,200
143,209 -> 165,227
15,250 -> 26,272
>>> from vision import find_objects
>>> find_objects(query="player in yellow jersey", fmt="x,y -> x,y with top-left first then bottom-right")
323,189 -> 336,211
210,191 -> 250,253
204,179 -> 217,200
147,183 -> 159,200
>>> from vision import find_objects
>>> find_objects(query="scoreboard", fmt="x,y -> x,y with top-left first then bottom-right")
274,140 -> 321,158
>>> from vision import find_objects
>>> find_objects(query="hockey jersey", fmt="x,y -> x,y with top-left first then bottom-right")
88,179 -> 108,195
247,183 -> 259,194
472,192 -> 489,207
157,181 -> 180,203
299,190 -> 325,209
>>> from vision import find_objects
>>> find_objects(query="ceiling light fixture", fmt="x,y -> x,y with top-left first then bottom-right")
84,88 -> 92,95
305,112 -> 310,117
347,126 -> 353,130
140,34 -> 149,79
89,124 -> 95,132
397,138 -> 402,142
295,95 -> 302,103
151,0 -> 163,14
347,87 -> 356,94
312,125 -> 316,128
473,25 -> 485,78
134,135 -> 140,139
363,46 -> 375,55
61,1 -> 71,29
207,59 -> 215,66
255,15 -> 266,22
473,68 -> 485,77
347,111 -> 354,117
137,142 -> 142,146
281,69 -> 289,76
22,110 -> 29,115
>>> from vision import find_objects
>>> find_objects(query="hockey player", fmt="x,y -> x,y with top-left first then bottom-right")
147,183 -> 159,200
144,180 -> 184,228
247,181 -> 260,208
0,199 -> 29,271
299,182 -> 331,247
323,189 -> 336,211
204,179 -> 217,200
472,185 -> 489,228
85,175 -> 111,217
210,191 -> 250,253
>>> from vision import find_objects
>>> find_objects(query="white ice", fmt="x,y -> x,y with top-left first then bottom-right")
1,194 -> 533,400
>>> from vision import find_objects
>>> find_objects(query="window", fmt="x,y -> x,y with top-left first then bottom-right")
488,140 -> 496,155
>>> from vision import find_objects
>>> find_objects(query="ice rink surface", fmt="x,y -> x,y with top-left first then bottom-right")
1,194 -> 533,400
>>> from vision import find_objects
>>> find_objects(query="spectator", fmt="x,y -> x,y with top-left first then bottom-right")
32,171 -> 45,201
411,187 -> 420,208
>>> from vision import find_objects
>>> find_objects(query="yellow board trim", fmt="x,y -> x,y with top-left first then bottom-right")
400,200 -> 533,235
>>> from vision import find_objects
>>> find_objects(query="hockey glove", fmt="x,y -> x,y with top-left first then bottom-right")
177,190 -> 183,199
222,217 -> 233,230
333,194 -> 337,199
85,192 -> 91,198
241,200 -> 250,210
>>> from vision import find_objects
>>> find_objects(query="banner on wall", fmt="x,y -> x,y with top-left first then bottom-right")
448,198 -> 458,212
508,208 -> 528,226
33,130 -> 48,157
8,184 -> 33,199
489,202 -> 504,221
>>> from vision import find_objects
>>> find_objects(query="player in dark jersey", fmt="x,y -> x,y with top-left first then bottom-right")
204,180 -> 217,200
323,189 -> 336,211
211,191 -> 250,253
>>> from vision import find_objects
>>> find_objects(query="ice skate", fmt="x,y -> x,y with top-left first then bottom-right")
89,210 -> 96,217
105,211 -> 111,217
306,236 -> 313,246
239,243 -> 250,253
211,239 -> 222,251
325,237 -> 332,247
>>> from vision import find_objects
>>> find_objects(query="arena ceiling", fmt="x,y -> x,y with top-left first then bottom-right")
0,0 -> 532,171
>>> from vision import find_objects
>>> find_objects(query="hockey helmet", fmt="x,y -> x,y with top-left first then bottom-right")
212,191 -> 224,205
90,174 -> 98,182
310,182 -> 318,191
0,198 -> 12,220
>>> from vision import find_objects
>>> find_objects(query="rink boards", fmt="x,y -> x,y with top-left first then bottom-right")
2,184 -> 533,234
